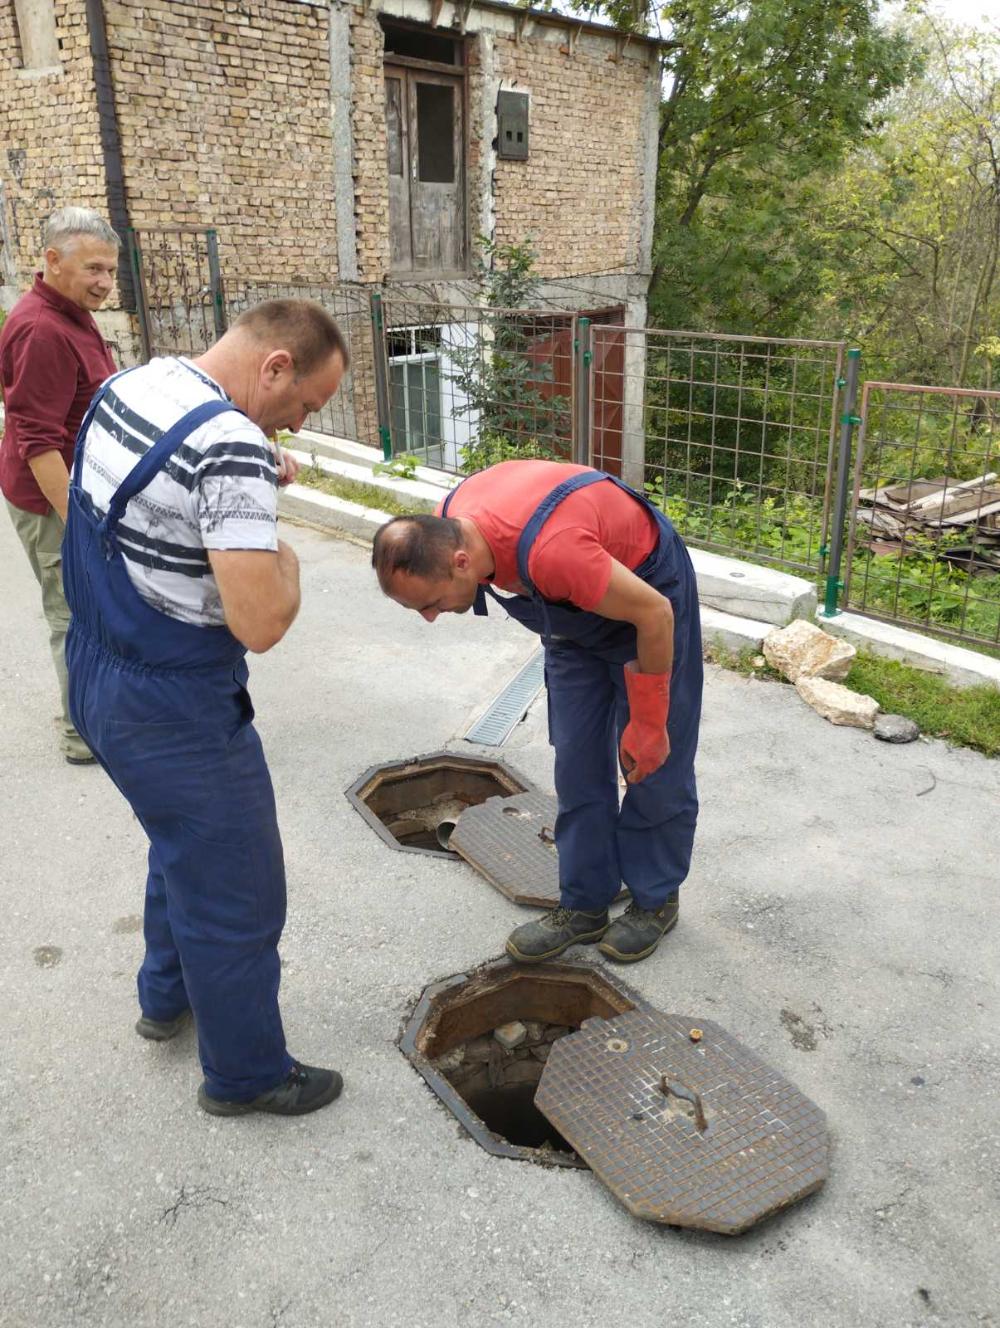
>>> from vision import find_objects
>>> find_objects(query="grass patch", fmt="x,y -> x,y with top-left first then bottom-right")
705,642 -> 1000,758
844,653 -> 1000,758
295,465 -> 421,518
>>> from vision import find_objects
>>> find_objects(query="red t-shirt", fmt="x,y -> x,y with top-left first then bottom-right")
438,460 -> 658,610
0,274 -> 117,513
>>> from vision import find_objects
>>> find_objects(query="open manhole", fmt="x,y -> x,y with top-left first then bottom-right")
346,752 -> 532,857
399,959 -> 643,1167
401,963 -> 830,1232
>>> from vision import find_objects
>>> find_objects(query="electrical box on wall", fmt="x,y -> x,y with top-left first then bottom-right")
497,91 -> 529,160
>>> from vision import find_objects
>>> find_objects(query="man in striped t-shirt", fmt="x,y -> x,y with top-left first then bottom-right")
65,300 -> 348,1118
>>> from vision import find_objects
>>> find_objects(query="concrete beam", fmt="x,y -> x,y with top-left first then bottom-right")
689,548 -> 817,626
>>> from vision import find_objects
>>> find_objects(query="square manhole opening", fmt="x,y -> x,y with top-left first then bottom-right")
400,961 -> 642,1167
347,752 -> 531,858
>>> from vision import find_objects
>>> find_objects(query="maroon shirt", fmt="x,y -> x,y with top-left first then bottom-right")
0,273 -> 117,514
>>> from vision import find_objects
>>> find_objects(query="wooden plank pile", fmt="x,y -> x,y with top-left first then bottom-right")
856,472 -> 1000,571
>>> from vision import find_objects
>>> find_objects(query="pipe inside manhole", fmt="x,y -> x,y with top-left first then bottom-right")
401,962 -> 640,1166
349,755 -> 530,858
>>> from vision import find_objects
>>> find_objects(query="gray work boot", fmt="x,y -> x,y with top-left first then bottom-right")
135,1010 -> 191,1041
597,896 -> 679,963
505,906 -> 610,963
197,1061 -> 344,1118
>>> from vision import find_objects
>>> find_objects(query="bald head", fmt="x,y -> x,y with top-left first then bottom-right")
371,514 -> 463,592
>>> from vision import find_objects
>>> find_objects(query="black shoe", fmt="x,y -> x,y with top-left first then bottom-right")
505,906 -> 610,963
598,896 -> 679,963
135,1010 -> 191,1041
197,1061 -> 344,1118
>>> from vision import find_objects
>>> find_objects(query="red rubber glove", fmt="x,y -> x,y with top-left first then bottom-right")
620,665 -> 671,784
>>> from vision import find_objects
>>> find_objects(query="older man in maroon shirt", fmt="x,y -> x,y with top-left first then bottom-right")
0,207 -> 119,762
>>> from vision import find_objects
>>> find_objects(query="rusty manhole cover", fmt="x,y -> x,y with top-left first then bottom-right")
346,752 -> 532,857
535,1008 -> 829,1233
449,790 -> 628,908
399,959 -> 644,1167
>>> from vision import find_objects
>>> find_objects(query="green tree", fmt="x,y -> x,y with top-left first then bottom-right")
558,0 -> 917,333
810,18 -> 1000,386
447,237 -> 569,472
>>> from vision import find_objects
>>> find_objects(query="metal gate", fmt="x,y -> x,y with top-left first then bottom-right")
127,226 -> 226,362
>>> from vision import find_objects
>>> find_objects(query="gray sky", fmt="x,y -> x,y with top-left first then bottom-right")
884,0 -> 1000,25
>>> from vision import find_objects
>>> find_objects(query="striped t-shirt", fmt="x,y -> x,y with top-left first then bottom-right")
78,356 -> 279,627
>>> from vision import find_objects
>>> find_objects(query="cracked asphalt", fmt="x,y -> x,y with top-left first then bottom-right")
1,517 -> 998,1328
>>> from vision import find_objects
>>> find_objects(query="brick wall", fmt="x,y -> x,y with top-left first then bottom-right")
348,7 -> 391,285
0,0 -> 106,295
106,0 -> 337,284
491,32 -> 652,280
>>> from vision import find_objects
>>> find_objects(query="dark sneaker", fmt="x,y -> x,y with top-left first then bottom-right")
505,906 -> 610,963
197,1061 -> 344,1118
598,896 -> 679,963
135,1010 -> 191,1041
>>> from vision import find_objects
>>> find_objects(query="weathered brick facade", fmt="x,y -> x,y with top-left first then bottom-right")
104,0 -> 337,283
0,0 -> 106,295
491,29 -> 652,278
1,0 -> 657,300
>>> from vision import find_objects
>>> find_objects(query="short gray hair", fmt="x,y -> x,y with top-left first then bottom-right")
43,207 -> 120,254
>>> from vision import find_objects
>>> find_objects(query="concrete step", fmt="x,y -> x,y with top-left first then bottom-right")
688,548 -> 816,627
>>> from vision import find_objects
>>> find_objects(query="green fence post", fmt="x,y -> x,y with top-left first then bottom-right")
573,316 -> 592,466
369,290 -> 393,461
822,347 -> 862,617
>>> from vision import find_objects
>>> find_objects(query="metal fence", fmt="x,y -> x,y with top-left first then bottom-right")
378,293 -> 577,473
589,326 -> 847,576
124,227 -> 1000,652
843,382 -> 1000,651
127,226 -> 225,362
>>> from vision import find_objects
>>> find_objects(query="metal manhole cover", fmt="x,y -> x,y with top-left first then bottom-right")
449,791 -> 628,909
535,1008 -> 828,1233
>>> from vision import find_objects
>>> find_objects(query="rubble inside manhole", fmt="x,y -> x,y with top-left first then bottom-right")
346,752 -> 531,857
399,959 -> 642,1167
434,1019 -> 578,1160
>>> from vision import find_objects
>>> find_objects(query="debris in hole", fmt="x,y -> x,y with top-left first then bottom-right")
429,1017 -> 584,1160
494,1021 -> 527,1050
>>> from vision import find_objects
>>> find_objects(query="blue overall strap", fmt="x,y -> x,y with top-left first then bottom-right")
71,368 -> 138,488
441,475 -> 490,616
515,470 -> 610,592
99,399 -> 241,541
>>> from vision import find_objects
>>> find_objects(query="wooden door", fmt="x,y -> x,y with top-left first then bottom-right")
385,66 -> 465,274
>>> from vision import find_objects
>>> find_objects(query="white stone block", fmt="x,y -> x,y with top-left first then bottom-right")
689,548 -> 817,626
795,676 -> 880,729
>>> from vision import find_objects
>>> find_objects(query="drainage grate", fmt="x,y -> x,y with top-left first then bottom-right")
464,650 -> 545,747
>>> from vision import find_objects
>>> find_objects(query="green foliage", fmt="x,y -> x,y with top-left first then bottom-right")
644,475 -> 824,570
296,465 -> 420,518
459,429 -> 561,473
447,237 -> 571,474
373,453 -> 420,481
845,651 -> 1000,756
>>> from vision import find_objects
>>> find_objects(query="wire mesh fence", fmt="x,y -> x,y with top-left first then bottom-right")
844,383 -> 1000,650
379,294 -> 576,473
223,277 -> 379,447
590,326 -> 845,575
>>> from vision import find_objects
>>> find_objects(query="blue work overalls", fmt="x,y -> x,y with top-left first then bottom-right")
444,470 -> 702,913
62,374 -> 293,1102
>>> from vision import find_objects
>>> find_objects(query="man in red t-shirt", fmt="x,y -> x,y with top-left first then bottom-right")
0,207 -> 119,763
373,459 -> 702,965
